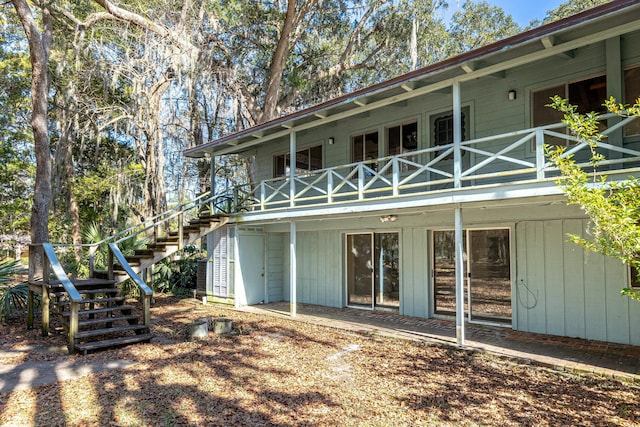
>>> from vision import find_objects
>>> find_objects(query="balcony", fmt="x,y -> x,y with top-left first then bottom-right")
212,115 -> 640,216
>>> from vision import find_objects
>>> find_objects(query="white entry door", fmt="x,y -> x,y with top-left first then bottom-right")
239,234 -> 265,305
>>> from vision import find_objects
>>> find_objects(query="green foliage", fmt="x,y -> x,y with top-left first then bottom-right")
546,96 -> 640,301
540,0 -> 612,25
152,245 -> 203,295
0,259 -> 33,322
447,1 -> 520,54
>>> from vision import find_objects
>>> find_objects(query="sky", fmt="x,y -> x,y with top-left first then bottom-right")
446,0 -> 568,27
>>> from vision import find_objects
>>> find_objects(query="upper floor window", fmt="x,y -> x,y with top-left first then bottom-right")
352,131 -> 379,163
430,108 -> 469,155
531,74 -> 607,146
624,66 -> 640,136
387,121 -> 418,156
274,145 -> 322,178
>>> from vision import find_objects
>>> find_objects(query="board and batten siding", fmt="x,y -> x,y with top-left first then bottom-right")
400,227 -> 430,318
282,230 -> 343,308
515,219 -> 640,346
266,233 -> 284,303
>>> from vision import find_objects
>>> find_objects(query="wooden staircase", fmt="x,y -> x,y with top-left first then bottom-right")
104,213 -> 227,284
47,278 -> 152,354
28,200 -> 229,354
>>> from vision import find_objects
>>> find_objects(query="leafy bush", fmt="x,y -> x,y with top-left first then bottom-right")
0,259 -> 34,322
152,245 -> 203,295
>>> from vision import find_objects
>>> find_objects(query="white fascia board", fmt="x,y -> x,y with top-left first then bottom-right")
226,181 -> 565,223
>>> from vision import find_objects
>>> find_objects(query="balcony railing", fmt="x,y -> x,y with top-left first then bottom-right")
214,114 -> 640,214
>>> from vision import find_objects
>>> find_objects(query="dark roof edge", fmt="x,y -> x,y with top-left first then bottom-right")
185,0 -> 638,157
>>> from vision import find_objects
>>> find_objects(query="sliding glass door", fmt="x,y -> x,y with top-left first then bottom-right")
346,234 -> 374,306
346,232 -> 399,309
433,229 -> 511,323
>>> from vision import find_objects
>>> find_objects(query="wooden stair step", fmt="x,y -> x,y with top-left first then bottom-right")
57,296 -> 126,306
75,333 -> 153,354
125,254 -> 152,261
46,278 -> 115,290
53,287 -> 120,298
78,314 -> 140,327
133,249 -> 155,256
147,244 -> 179,251
61,305 -> 134,317
75,324 -> 148,339
156,236 -> 179,243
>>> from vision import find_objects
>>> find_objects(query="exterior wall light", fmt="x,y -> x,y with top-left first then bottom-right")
508,90 -> 517,101
380,215 -> 397,223
328,137 -> 335,145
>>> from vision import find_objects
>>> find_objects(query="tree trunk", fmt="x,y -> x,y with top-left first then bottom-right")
11,0 -> 53,278
259,0 -> 297,124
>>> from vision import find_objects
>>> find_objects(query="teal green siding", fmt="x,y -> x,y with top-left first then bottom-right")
516,219 -> 638,345
266,233 -> 284,302
400,227 -> 429,318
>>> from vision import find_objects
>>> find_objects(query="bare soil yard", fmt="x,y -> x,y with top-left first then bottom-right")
1,295 -> 639,426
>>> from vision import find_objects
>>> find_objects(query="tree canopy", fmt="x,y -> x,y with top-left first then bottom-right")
1,0 -> 611,250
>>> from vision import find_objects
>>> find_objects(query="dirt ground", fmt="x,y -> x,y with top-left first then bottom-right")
1,295 -> 639,426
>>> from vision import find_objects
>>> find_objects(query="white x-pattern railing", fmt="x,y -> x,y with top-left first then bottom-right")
221,114 -> 640,213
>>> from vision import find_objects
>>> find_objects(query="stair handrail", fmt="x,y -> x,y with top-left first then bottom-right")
41,243 -> 81,353
42,243 -> 82,302
49,190 -> 213,251
108,243 -> 153,327
48,190 -> 218,275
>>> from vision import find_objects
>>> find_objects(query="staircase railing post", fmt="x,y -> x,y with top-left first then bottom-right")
41,285 -> 50,337
88,245 -> 97,278
107,248 -> 114,281
68,301 -> 79,354
41,248 -> 50,337
143,294 -> 151,327
27,243 -> 42,330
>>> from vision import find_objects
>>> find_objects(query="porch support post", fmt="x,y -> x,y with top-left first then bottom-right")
290,220 -> 297,317
453,81 -> 462,188
454,206 -> 465,345
290,132 -> 296,208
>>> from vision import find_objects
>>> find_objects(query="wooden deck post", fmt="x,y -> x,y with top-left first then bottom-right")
290,220 -> 297,317
455,207 -> 465,346
453,81 -> 462,189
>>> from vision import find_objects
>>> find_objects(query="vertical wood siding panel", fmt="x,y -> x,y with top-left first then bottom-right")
604,254 -> 630,344
331,231 -> 342,308
266,233 -> 283,302
515,223 -> 529,329
544,221 -> 565,336
413,228 -> 428,318
401,228 -> 415,316
283,235 -> 290,301
583,222 -> 607,341
310,232 -> 319,305
528,222 -> 547,334
298,232 -> 313,304
562,220 -> 586,339
317,231 -> 327,307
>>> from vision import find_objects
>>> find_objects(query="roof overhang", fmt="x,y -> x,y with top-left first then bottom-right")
185,0 -> 640,159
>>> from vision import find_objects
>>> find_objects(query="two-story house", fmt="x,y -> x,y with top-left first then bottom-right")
185,0 -> 640,346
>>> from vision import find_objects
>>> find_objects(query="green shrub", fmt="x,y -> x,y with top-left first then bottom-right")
0,259 -> 34,322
